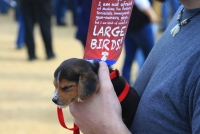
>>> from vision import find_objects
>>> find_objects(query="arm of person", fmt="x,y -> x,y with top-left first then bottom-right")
69,61 -> 131,134
134,0 -> 158,23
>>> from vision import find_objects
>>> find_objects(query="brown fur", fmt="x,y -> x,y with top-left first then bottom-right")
53,79 -> 78,106
52,58 -> 140,128
52,58 -> 100,107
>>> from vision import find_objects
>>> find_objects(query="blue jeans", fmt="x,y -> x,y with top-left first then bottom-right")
54,0 -> 78,25
161,0 -> 180,31
16,12 -> 24,48
54,0 -> 67,24
67,0 -> 78,25
122,23 -> 154,84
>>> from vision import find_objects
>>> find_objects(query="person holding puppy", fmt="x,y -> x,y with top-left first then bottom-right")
69,0 -> 200,133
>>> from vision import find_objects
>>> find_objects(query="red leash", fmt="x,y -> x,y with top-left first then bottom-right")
57,107 -> 80,134
109,70 -> 130,102
57,70 -> 130,134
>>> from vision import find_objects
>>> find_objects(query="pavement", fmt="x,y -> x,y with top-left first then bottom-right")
0,9 -> 132,134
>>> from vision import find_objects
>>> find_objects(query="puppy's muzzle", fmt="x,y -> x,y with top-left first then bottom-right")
52,96 -> 59,104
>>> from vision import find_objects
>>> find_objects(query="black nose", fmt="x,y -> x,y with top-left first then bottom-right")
52,97 -> 58,104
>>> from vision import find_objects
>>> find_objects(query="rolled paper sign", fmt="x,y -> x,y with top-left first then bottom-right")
83,0 -> 134,65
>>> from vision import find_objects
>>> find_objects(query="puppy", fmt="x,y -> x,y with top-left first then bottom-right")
52,58 -> 140,128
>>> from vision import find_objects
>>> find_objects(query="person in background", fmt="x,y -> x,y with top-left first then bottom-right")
1,0 -> 23,49
75,0 -> 91,49
161,0 -> 180,31
54,0 -> 78,26
54,0 -> 67,26
122,0 -> 157,84
21,0 -> 56,61
67,0 -> 78,26
15,0 -> 24,49
69,0 -> 200,133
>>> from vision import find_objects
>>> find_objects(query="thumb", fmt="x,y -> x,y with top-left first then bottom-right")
98,61 -> 119,103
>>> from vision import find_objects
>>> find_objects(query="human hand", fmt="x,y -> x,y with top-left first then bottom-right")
69,61 -> 131,134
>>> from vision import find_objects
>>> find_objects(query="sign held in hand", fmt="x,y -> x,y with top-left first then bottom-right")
83,0 -> 134,65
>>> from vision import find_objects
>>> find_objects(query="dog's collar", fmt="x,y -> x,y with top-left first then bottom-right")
109,69 -> 130,102
110,69 -> 120,79
57,69 -> 130,134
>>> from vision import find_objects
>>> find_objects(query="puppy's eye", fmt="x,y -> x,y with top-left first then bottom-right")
62,85 -> 73,91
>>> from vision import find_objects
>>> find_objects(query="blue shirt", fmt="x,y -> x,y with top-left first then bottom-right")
130,5 -> 200,133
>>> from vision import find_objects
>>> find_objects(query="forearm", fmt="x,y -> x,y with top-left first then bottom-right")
134,0 -> 151,11
106,122 -> 131,134
134,0 -> 157,23
96,116 -> 131,134
142,7 -> 158,22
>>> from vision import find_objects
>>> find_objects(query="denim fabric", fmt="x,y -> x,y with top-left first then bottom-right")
53,0 -> 78,25
122,23 -> 154,84
54,0 -> 67,24
161,0 -> 180,31
0,0 -> 9,13
131,6 -> 200,133
75,0 -> 92,48
16,10 -> 24,48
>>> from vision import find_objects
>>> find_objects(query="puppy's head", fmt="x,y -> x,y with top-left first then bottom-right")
52,58 -> 99,108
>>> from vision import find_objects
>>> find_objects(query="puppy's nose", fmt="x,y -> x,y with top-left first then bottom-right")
52,97 -> 58,104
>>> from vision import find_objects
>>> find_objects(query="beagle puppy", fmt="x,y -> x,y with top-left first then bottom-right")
52,58 -> 140,128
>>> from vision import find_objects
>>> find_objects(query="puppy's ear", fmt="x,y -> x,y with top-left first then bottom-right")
78,71 -> 99,100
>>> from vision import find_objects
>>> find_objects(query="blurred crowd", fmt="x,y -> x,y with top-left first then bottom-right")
0,0 -> 180,83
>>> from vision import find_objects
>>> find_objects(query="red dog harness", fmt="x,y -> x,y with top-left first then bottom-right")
57,70 -> 130,134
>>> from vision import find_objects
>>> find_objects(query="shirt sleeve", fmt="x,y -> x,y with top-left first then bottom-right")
134,0 -> 151,11
190,78 -> 200,133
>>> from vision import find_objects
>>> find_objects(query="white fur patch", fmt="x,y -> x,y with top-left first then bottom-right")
52,89 -> 58,99
77,97 -> 83,102
57,105 -> 67,108
86,59 -> 94,64
57,70 -> 61,84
